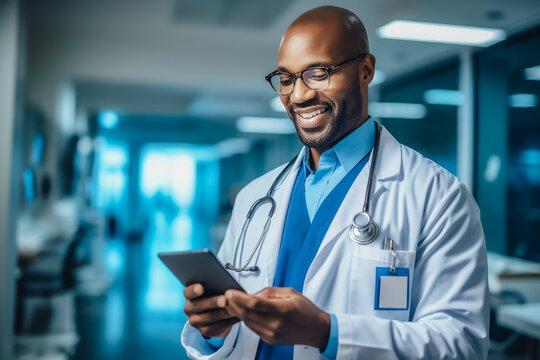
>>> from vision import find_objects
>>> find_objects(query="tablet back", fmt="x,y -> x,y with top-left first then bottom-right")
158,249 -> 244,296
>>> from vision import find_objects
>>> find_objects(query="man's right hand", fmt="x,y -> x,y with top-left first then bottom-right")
183,283 -> 239,338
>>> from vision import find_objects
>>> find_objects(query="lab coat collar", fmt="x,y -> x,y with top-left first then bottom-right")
375,125 -> 403,183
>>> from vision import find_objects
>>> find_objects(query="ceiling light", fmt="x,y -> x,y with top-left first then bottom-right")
484,155 -> 501,183
236,116 -> 295,134
524,65 -> 540,81
369,102 -> 427,119
190,97 -> 264,116
508,93 -> 538,108
378,20 -> 506,46
270,97 -> 287,112
99,110 -> 119,129
77,136 -> 94,156
215,138 -> 252,157
370,70 -> 386,87
423,89 -> 464,106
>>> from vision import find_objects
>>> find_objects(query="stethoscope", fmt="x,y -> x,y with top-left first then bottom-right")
225,123 -> 381,273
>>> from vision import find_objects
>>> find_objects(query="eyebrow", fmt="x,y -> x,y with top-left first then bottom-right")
277,61 -> 333,73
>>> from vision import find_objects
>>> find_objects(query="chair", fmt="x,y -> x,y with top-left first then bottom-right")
15,223 -> 91,359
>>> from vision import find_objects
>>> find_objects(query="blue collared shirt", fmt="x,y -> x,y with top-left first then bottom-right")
205,118 -> 376,359
303,117 -> 375,221
303,117 -> 375,358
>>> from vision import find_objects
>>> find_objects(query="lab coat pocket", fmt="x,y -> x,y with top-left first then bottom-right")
349,245 -> 416,321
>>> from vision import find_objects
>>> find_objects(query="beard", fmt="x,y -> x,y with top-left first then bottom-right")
292,115 -> 340,149
288,101 -> 350,151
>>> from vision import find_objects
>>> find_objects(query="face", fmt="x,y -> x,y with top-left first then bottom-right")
278,22 -> 370,152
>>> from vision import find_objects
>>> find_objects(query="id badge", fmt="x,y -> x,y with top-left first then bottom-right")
374,267 -> 409,310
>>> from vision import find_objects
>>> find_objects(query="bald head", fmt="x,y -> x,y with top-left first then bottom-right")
284,6 -> 369,55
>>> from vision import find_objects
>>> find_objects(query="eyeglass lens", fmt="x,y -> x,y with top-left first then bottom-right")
269,68 -> 330,95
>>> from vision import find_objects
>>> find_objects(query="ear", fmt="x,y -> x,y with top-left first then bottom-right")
360,54 -> 376,84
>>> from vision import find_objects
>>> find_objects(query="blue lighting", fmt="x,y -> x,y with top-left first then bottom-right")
520,149 -> 540,185
508,93 -> 538,108
23,168 -> 36,203
370,70 -> 386,87
99,110 -> 120,129
270,97 -> 287,112
524,65 -> 540,81
423,89 -> 464,106
369,102 -> 427,119
31,133 -> 45,166
237,116 -> 296,134
520,149 -> 540,166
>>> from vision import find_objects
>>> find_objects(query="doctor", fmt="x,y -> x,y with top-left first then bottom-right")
181,5 -> 489,360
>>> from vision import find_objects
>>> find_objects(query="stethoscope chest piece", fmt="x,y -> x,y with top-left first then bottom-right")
349,212 -> 378,245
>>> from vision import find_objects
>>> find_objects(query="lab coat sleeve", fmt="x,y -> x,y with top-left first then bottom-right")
335,182 -> 489,359
181,323 -> 240,360
181,187 -> 250,359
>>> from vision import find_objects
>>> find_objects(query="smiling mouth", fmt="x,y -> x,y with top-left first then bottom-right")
297,107 -> 329,119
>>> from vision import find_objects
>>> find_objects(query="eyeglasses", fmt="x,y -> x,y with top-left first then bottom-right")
265,53 -> 368,95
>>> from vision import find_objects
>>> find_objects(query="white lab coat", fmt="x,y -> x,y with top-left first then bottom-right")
182,126 -> 489,359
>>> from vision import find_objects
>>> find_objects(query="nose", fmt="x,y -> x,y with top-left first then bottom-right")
289,76 -> 317,104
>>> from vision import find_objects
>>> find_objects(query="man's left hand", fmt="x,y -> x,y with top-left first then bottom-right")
224,287 -> 331,350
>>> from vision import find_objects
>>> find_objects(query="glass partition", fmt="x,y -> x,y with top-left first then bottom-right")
378,60 -> 460,175
476,26 -> 540,259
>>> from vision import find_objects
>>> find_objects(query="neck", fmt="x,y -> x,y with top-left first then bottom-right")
309,147 -> 323,171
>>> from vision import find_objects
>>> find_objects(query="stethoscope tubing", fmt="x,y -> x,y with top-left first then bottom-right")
225,158 -> 297,273
226,122 -> 381,272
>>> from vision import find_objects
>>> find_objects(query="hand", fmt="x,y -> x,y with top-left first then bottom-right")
183,283 -> 239,338
224,287 -> 331,350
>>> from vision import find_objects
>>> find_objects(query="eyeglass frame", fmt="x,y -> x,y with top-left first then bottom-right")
265,52 -> 369,95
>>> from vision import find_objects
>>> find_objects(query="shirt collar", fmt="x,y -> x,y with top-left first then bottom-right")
302,117 -> 375,175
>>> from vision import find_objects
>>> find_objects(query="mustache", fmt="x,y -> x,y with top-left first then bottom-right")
289,101 -> 332,113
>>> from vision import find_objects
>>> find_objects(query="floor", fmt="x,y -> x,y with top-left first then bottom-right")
74,212 -> 213,360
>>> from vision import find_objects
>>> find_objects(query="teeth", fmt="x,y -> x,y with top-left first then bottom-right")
299,108 -> 327,119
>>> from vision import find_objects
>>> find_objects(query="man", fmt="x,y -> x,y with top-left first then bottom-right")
181,5 -> 489,359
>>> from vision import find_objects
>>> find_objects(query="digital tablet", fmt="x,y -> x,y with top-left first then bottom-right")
158,249 -> 244,297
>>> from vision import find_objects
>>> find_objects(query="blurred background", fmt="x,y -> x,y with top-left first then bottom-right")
1,0 -> 539,359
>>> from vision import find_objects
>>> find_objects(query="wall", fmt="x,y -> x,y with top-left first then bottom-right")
0,1 -> 24,358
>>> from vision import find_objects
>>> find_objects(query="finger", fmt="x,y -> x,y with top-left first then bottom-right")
184,283 -> 205,300
225,295 -> 275,326
225,290 -> 276,313
256,287 -> 296,299
188,308 -> 237,327
185,295 -> 227,315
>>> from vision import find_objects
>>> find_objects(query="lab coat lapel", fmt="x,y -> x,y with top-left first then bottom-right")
312,126 -> 403,262
262,155 -> 304,288
372,126 -> 403,192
